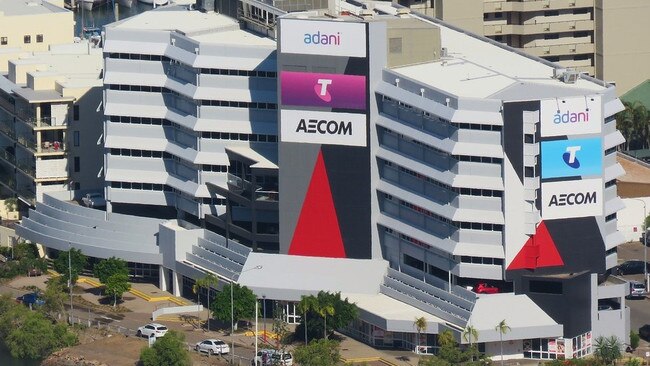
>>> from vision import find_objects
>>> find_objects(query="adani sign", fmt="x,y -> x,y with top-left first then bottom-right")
279,19 -> 367,58
540,95 -> 602,137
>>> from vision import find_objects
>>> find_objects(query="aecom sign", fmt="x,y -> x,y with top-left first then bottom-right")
280,110 -> 367,147
540,95 -> 602,137
541,179 -> 603,220
279,19 -> 367,58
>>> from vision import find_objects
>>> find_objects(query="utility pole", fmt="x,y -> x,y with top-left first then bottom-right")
68,244 -> 73,323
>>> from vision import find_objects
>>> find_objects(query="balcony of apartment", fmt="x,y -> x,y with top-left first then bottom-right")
484,19 -> 594,36
0,149 -> 35,178
522,41 -> 594,57
380,196 -> 454,240
484,0 -> 593,13
0,164 -> 16,191
226,173 -> 278,208
555,59 -> 594,75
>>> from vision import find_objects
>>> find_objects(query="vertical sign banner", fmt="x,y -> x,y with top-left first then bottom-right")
540,95 -> 602,137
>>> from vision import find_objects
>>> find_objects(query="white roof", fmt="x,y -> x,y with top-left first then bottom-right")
382,12 -> 609,99
468,293 -> 562,343
108,6 -> 275,47
238,253 -> 389,301
0,0 -> 67,16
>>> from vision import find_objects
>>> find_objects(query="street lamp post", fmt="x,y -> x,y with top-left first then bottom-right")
631,198 -> 648,291
230,265 -> 263,365
68,244 -> 73,323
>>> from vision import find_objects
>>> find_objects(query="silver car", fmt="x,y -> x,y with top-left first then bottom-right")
194,339 -> 230,355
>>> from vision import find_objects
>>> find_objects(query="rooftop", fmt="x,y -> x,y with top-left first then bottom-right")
107,5 -> 276,47
621,79 -> 650,110
0,0 -> 68,16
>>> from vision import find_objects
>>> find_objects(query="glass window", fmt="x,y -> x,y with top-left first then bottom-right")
36,34 -> 43,43
0,37 -> 7,45
73,131 -> 80,147
24,35 -> 31,44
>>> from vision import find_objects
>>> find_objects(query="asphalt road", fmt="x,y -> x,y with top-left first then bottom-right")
615,241 -> 650,332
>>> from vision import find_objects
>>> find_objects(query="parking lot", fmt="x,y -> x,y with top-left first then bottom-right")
614,241 -> 650,333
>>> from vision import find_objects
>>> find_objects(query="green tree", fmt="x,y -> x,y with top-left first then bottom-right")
414,316 -> 427,350
495,319 -> 511,366
297,295 -> 318,345
93,256 -> 128,283
272,306 -> 291,353
463,324 -> 479,361
41,278 -> 67,320
2,305 -> 77,359
293,339 -> 341,366
53,248 -> 87,286
12,241 -> 38,260
316,292 -> 335,339
104,273 -> 130,307
210,283 -> 256,331
630,330 -> 640,350
295,291 -> 358,342
140,330 -> 191,366
192,273 -> 219,327
594,335 -> 622,366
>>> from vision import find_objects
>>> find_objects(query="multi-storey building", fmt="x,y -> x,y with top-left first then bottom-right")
400,0 -> 650,95
0,42 -> 103,205
16,0 -> 630,361
0,0 -> 73,64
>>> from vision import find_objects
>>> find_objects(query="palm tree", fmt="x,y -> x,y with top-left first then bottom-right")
297,295 -> 317,345
463,324 -> 479,361
495,319 -> 511,366
413,316 -> 427,352
317,302 -> 335,339
193,274 -> 219,329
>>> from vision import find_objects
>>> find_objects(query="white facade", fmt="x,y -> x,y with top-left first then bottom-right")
102,8 -> 278,219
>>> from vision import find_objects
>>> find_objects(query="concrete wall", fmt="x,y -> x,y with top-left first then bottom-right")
616,197 -> 650,242
485,339 -> 523,361
595,0 -> 650,94
434,0 -> 484,35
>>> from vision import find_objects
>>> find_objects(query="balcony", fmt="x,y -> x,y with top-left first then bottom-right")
484,0 -> 593,13
37,141 -> 66,155
381,198 -> 454,240
522,42 -> 594,57
484,19 -> 594,36
381,163 -> 454,206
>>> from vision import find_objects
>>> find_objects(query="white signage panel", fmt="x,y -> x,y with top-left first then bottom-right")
281,109 -> 367,147
541,179 -> 603,220
280,19 -> 367,58
540,95 -> 602,137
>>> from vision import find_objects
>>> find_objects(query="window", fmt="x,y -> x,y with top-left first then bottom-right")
529,280 -> 562,294
73,131 -> 80,147
389,38 -> 402,54
74,157 -> 80,172
0,37 -> 7,45
24,35 -> 31,44
36,34 -> 43,43
73,105 -> 80,120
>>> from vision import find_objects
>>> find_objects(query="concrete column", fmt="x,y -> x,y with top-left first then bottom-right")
172,270 -> 181,297
159,266 -> 168,292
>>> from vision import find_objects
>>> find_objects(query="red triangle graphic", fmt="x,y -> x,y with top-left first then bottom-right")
507,221 -> 564,271
288,150 -> 346,258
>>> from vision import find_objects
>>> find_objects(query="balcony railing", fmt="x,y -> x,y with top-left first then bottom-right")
16,136 -> 37,152
38,141 -> 66,154
0,149 -> 16,165
16,160 -> 35,177
254,189 -> 279,202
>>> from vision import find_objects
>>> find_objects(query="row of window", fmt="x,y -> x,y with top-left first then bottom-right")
403,254 -> 450,283
201,131 -> 278,143
382,95 -> 503,132
459,256 -> 504,266
108,84 -> 165,92
109,116 -> 173,126
0,34 -> 43,45
383,127 -> 503,165
200,99 -> 277,110
389,194 -> 504,232
382,159 -> 504,198
109,181 -> 227,205
199,68 -> 277,78
106,53 -> 171,62
110,148 -> 173,159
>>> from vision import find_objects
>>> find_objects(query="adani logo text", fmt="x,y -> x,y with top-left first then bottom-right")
280,19 -> 367,57
541,138 -> 602,179
281,110 -> 367,147
540,96 -> 602,137
541,179 -> 602,220
281,71 -> 366,110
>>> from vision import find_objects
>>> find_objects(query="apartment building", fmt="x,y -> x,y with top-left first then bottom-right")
0,0 -> 74,66
16,0 -> 630,361
405,0 -> 650,95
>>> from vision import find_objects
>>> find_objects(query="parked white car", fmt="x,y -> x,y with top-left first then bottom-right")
136,323 -> 168,338
82,192 -> 106,208
251,349 -> 293,366
194,339 -> 230,355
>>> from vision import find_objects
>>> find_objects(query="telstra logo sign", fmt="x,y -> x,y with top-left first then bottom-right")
281,71 -> 366,110
541,138 -> 602,179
